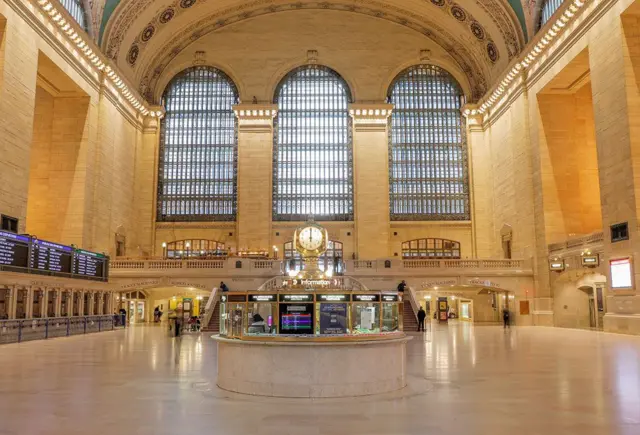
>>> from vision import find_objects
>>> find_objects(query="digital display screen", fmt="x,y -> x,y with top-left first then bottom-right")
279,303 -> 313,334
279,294 -> 314,302
0,231 -> 30,268
29,239 -> 73,274
317,294 -> 350,302
610,258 -> 633,289
352,294 -> 380,302
248,294 -> 277,302
319,303 -> 348,334
73,250 -> 106,279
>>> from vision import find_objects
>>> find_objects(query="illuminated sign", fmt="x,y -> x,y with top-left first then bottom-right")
317,294 -> 350,302
248,294 -> 277,302
352,294 -> 380,302
279,294 -> 314,302
610,258 -> 633,289
581,255 -> 599,267
227,294 -> 247,302
381,294 -> 399,302
549,260 -> 565,271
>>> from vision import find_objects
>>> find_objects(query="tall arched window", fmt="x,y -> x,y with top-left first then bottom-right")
59,0 -> 88,31
387,65 -> 469,221
157,66 -> 239,221
540,0 -> 565,27
273,65 -> 353,221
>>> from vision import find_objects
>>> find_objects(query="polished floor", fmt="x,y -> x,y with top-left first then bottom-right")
1,324 -> 639,435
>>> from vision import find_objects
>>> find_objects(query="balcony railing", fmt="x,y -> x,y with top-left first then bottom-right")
548,231 -> 604,253
110,258 -> 529,274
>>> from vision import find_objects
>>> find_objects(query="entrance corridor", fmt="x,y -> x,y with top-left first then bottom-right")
0,325 -> 639,435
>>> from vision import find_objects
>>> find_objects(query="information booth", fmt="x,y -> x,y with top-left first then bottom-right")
219,291 -> 402,340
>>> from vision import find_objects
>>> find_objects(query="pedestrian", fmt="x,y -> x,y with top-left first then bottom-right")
119,307 -> 127,327
397,280 -> 407,293
417,306 -> 426,332
502,307 -> 510,329
220,281 -> 229,292
154,306 -> 159,323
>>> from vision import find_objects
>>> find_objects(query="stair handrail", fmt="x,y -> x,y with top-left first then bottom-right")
407,286 -> 420,322
201,287 -> 219,329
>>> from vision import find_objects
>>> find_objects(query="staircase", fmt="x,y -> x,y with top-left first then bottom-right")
403,299 -> 419,331
201,301 -> 220,333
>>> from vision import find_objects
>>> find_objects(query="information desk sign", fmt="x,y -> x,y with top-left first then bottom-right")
316,294 -> 350,302
0,231 -> 30,268
74,249 -> 107,279
278,294 -> 314,302
352,294 -> 380,302
248,294 -> 277,302
381,294 -> 399,302
29,239 -> 73,274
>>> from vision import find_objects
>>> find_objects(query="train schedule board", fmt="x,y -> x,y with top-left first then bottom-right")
0,231 -> 30,268
74,249 -> 107,279
29,239 -> 73,274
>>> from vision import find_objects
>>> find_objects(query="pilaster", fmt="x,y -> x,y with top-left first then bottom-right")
233,105 -> 277,252
349,104 -> 392,259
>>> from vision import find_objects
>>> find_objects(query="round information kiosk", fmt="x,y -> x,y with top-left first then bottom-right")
212,222 -> 411,398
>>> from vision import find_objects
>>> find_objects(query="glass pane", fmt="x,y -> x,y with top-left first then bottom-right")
60,0 -> 87,31
157,67 -> 239,222
388,65 -> 469,221
273,65 -> 353,221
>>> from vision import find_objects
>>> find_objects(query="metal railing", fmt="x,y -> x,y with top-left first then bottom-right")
0,315 -> 120,345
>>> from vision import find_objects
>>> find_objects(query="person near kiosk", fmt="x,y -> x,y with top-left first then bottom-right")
502,307 -> 510,329
417,306 -> 426,332
220,281 -> 230,292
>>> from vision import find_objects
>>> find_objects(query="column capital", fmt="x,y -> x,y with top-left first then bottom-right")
233,104 -> 278,132
462,103 -> 483,130
348,103 -> 393,131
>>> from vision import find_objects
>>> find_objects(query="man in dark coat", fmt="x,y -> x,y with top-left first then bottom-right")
417,306 -> 427,332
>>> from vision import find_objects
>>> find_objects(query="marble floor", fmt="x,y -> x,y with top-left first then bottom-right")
1,324 -> 640,435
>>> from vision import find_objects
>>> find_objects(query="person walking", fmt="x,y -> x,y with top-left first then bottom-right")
502,307 -> 510,329
417,306 -> 426,332
220,281 -> 229,292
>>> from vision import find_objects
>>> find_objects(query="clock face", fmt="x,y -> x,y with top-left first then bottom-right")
298,226 -> 324,251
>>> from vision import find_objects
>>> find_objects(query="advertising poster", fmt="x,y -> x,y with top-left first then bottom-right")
319,303 -> 347,334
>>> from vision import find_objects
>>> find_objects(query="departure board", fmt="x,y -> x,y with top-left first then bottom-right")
29,239 -> 73,274
0,231 -> 30,268
74,250 -> 107,279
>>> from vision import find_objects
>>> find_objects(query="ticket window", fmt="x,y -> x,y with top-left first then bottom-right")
47,291 -> 56,317
83,293 -> 90,316
0,288 -> 8,319
381,303 -> 399,332
32,290 -> 43,318
61,292 -> 70,316
230,305 -> 244,338
246,302 -> 277,335
351,303 -> 380,334
219,300 -> 228,336
16,289 -> 27,319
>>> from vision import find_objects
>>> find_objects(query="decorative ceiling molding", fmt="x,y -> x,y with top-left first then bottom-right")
135,1 -> 495,103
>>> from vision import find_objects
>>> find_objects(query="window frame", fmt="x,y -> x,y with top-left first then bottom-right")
156,66 -> 239,222
272,65 -> 354,222
387,64 -> 470,221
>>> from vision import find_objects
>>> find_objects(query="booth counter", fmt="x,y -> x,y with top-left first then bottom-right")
218,291 -> 402,340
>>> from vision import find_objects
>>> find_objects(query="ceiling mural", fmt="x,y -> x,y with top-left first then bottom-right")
94,0 -> 528,103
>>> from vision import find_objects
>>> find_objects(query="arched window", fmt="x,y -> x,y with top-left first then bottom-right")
387,65 -> 469,220
157,66 -> 239,221
540,0 -> 565,27
273,65 -> 353,221
59,0 -> 88,31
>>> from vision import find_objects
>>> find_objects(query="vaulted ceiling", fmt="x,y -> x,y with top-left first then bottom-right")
90,0 -> 534,103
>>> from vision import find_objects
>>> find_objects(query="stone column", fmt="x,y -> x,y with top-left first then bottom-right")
8,285 -> 16,320
25,287 -> 33,319
233,105 -> 277,252
349,104 -> 393,259
97,292 -> 104,315
463,105 -> 492,258
590,14 -> 640,334
54,289 -> 62,317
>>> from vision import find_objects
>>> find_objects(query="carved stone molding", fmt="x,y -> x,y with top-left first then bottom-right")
349,103 -> 393,131
233,104 -> 278,132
